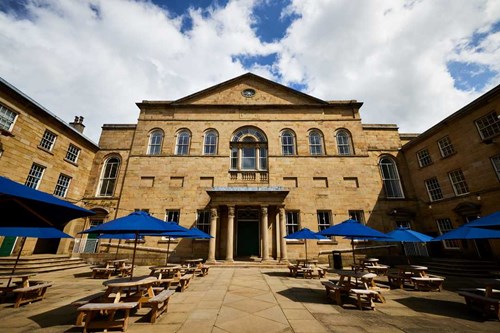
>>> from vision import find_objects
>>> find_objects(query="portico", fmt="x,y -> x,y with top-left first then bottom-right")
205,187 -> 289,264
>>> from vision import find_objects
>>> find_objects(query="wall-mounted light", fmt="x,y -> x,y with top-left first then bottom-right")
476,194 -> 481,201
428,204 -> 432,209
0,141 -> 3,157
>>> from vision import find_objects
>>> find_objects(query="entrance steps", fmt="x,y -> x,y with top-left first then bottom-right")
0,254 -> 90,274
208,258 -> 289,268
410,257 -> 500,278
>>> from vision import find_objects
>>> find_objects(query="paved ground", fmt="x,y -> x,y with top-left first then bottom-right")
0,265 -> 499,332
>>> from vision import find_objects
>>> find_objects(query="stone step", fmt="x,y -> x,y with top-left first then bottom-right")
0,254 -> 91,273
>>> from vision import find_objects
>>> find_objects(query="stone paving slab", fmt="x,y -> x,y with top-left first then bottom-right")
0,265 -> 498,332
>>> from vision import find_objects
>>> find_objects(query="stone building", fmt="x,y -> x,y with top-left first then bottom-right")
78,73 -> 420,264
0,77 -> 99,257
2,73 -> 498,263
400,83 -> 500,259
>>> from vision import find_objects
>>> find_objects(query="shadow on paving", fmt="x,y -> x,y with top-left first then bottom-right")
277,287 -> 329,304
394,296 -> 488,321
262,271 -> 290,278
29,303 -> 76,328
72,271 -> 93,278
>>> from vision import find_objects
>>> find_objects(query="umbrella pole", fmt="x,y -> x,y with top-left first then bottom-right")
351,239 -> 356,266
114,239 -> 121,260
7,237 -> 27,288
129,233 -> 139,280
165,238 -> 171,265
305,239 -> 308,265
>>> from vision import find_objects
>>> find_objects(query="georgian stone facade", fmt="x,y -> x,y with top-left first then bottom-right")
80,73 -> 420,263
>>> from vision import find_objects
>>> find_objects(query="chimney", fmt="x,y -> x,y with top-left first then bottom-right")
69,116 -> 85,134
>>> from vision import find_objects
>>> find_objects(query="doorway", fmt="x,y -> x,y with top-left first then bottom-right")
236,209 -> 260,257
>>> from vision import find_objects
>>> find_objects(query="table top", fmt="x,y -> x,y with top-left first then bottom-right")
396,265 -> 428,271
334,270 -> 377,279
361,258 -> 379,262
0,273 -> 36,279
183,258 -> 204,263
103,276 -> 157,288
149,265 -> 182,271
107,259 -> 128,264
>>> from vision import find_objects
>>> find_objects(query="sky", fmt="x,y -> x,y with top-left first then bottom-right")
0,0 -> 499,143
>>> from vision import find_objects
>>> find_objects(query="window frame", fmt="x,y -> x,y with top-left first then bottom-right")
416,148 -> 432,167
54,173 -> 72,197
348,210 -> 365,224
436,218 -> 460,249
475,111 -> 500,140
25,163 -> 45,189
196,210 -> 211,235
281,130 -> 296,156
379,156 -> 405,198
448,169 -> 469,196
437,136 -> 455,158
336,129 -> 353,155
229,127 -> 268,171
65,143 -> 81,163
491,155 -> 500,181
285,211 -> 300,237
0,104 -> 17,133
175,130 -> 191,155
39,129 -> 57,152
147,129 -> 163,155
163,209 -> 181,240
203,130 -> 218,155
425,177 -> 444,202
308,130 -> 324,156
97,156 -> 120,197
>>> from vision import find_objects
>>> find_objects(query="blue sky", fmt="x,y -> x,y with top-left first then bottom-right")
0,0 -> 499,143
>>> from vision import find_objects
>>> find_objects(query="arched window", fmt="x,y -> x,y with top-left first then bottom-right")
379,156 -> 404,198
336,129 -> 353,155
98,156 -> 120,197
175,130 -> 191,155
203,130 -> 218,155
308,130 -> 324,155
147,129 -> 163,155
230,127 -> 268,171
281,129 -> 296,156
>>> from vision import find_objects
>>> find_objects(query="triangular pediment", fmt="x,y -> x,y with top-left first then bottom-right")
172,73 -> 328,106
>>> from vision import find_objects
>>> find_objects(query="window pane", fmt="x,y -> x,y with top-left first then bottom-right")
241,147 -> 256,169
448,169 -> 469,195
39,130 -> 57,151
0,104 -> 17,132
99,157 -> 120,197
475,111 -> 500,140
379,157 -> 404,198
285,211 -> 299,235
417,149 -> 432,167
337,131 -> 351,155
309,132 -> 323,155
425,177 -> 444,201
25,164 -> 45,189
148,131 -> 162,155
65,144 -> 80,163
54,174 -> 71,197
176,132 -> 190,155
281,131 -> 295,155
492,155 -> 500,181
204,132 -> 217,155
197,210 -> 211,234
317,211 -> 331,231
437,136 -> 455,157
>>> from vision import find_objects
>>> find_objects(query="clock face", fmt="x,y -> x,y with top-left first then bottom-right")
242,88 -> 256,98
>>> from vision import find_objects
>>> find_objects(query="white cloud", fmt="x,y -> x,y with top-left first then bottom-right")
0,0 -> 499,143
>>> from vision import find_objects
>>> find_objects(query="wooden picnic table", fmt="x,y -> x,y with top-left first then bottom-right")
0,273 -> 36,288
149,265 -> 183,279
102,276 -> 158,304
296,259 -> 318,267
395,265 -> 428,277
182,259 -> 204,267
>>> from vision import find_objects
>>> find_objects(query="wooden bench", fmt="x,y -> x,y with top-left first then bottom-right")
349,289 -> 379,310
411,277 -> 444,292
321,281 -> 348,305
177,274 -> 193,292
387,273 -> 411,289
77,302 -> 138,332
13,281 -> 53,308
92,267 -> 115,279
458,291 -> 500,320
71,292 -> 107,325
118,265 -> 133,277
147,289 -> 175,323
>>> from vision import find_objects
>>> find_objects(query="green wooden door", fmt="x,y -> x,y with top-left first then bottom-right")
237,222 -> 260,257
0,236 -> 17,257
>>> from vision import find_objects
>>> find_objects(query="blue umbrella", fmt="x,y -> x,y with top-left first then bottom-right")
0,226 -> 72,287
431,224 -> 500,241
285,228 -> 328,264
145,226 -> 212,265
374,227 -> 433,264
317,219 -> 390,264
80,211 -> 190,279
465,211 -> 500,229
0,176 -> 95,228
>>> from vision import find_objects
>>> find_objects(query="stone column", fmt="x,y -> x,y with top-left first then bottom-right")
279,206 -> 288,262
226,206 -> 235,262
207,207 -> 218,264
261,206 -> 270,261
